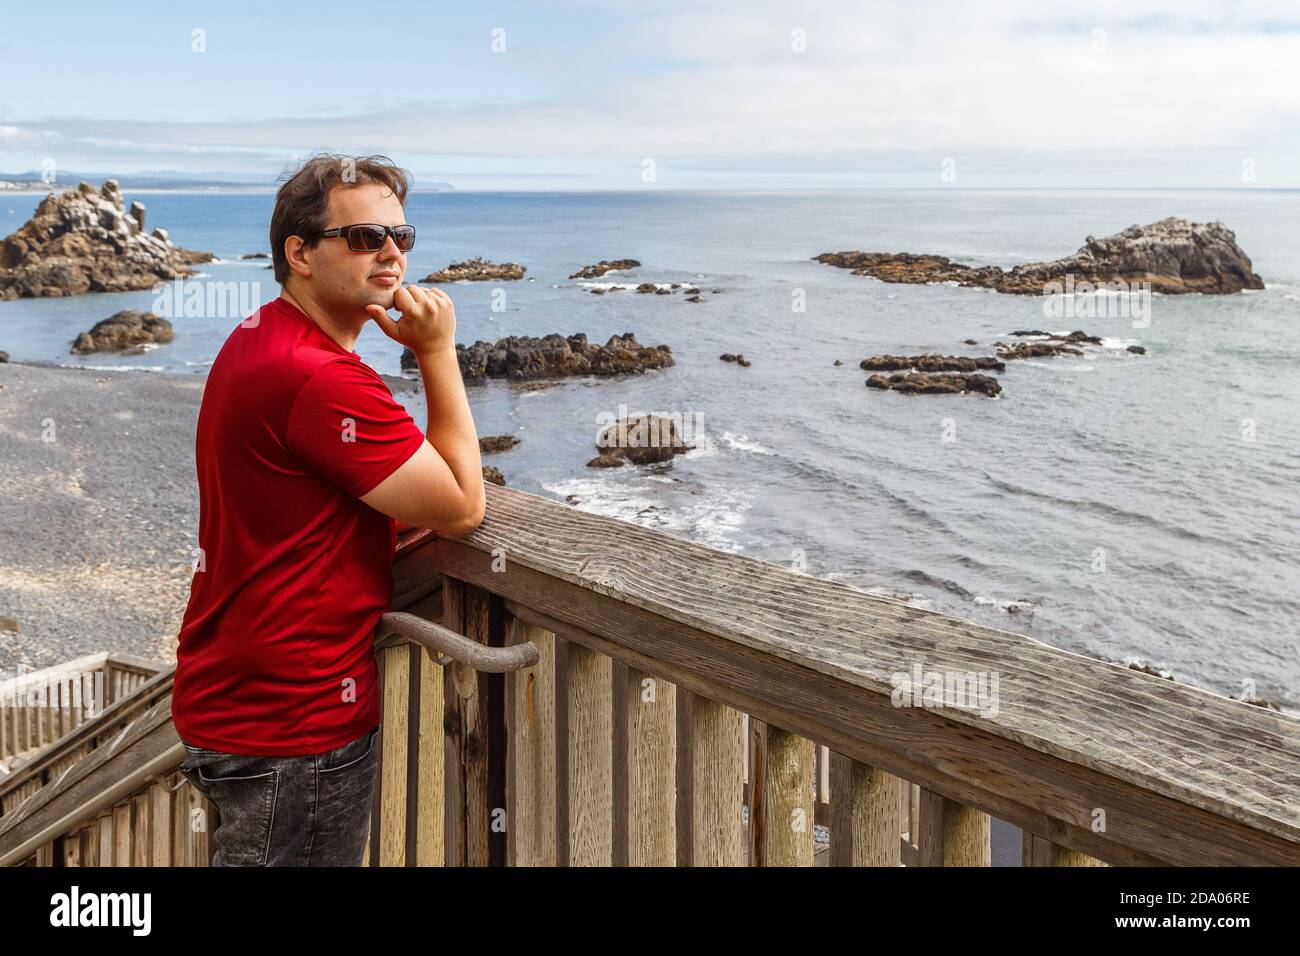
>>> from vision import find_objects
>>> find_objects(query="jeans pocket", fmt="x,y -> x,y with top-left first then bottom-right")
197,761 -> 280,866
319,726 -> 379,775
314,728 -> 379,865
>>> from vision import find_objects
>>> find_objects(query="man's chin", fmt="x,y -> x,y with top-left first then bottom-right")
360,287 -> 398,312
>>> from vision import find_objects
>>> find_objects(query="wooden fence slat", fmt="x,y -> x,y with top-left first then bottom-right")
688,692 -> 745,866
762,725 -> 815,866
567,643 -> 612,866
378,643 -> 410,867
414,641 -> 446,867
149,780 -> 172,866
508,621 -> 557,866
917,787 -> 990,866
625,667 -> 675,866
1023,832 -> 1105,867
830,753 -> 900,866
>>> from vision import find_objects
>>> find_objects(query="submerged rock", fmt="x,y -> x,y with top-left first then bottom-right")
424,257 -> 525,282
815,217 -> 1264,295
71,309 -> 173,354
569,258 -> 641,279
865,371 -> 1002,398
482,465 -> 506,486
479,434 -> 520,454
995,341 -> 1083,360
995,330 -> 1109,361
0,180 -> 213,299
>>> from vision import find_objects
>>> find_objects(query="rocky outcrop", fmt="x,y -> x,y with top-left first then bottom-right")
70,309 -> 173,354
403,332 -> 673,383
815,218 -> 1264,295
995,341 -> 1082,360
720,353 -> 751,367
994,330 -> 1111,361
861,354 -> 1005,373
483,466 -> 506,486
569,258 -> 640,279
865,371 -> 1002,398
0,180 -> 213,299
424,257 -> 525,282
480,435 -> 520,454
588,413 -> 694,467
815,252 -> 1005,289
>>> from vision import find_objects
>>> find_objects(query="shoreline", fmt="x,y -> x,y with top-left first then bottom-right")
0,360 -> 205,677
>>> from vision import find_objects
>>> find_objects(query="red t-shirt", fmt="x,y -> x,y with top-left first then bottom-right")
171,296 -> 426,756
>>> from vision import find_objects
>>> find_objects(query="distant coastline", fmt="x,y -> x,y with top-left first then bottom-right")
0,173 -> 457,193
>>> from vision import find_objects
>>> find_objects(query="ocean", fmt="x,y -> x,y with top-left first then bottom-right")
2,187 -> 1297,708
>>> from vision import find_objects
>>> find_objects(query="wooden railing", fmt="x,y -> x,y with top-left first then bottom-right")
1,652 -> 161,765
2,482 -> 1297,866
0,665 -> 204,866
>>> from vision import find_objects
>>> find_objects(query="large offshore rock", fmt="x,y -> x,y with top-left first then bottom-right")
816,218 -> 1264,295
70,309 -> 174,354
0,180 -> 213,299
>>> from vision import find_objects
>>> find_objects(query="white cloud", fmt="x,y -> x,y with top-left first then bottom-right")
2,0 -> 1298,185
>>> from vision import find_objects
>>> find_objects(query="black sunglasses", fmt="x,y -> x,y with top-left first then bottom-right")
317,222 -> 416,252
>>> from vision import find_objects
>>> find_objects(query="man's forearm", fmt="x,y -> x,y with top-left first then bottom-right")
416,346 -> 483,508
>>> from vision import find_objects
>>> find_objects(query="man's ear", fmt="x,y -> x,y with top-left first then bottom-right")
284,236 -> 313,279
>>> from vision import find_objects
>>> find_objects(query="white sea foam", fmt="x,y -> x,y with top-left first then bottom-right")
720,431 -> 773,455
974,596 -> 1036,614
59,364 -> 167,372
542,474 -> 752,553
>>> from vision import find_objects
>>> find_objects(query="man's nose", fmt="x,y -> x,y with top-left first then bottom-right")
377,235 -> 403,260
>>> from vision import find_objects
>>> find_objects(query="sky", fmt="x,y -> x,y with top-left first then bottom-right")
0,0 -> 1297,190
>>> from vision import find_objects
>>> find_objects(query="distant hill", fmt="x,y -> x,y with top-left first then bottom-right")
0,170 -> 456,191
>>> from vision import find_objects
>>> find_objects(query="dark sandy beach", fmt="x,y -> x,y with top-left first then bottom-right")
0,362 -> 208,675
0,361 -> 428,678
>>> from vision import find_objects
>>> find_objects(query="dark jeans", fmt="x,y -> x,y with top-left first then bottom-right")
177,724 -> 380,867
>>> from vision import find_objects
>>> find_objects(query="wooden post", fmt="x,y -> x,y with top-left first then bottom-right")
508,620 -> 557,865
567,642 -> 613,865
378,642 -> 411,866
1023,833 -> 1105,866
917,788 -> 990,866
761,725 -> 815,866
830,753 -> 900,866
149,779 -> 172,866
442,576 -> 508,866
624,667 -> 675,866
688,692 -> 745,866
413,639 -> 446,866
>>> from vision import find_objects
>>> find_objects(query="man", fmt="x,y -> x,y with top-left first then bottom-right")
172,153 -> 485,866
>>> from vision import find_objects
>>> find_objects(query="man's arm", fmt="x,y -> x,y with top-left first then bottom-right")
361,286 -> 485,536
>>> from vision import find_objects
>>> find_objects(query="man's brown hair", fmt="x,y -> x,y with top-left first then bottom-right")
269,153 -> 413,285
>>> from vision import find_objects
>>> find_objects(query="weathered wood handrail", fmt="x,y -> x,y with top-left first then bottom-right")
414,482 -> 1300,866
